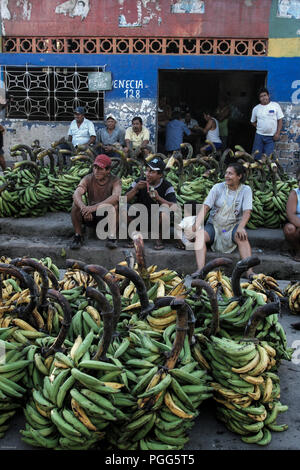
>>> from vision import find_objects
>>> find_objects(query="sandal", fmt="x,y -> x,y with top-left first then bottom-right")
154,241 -> 164,250
292,255 -> 300,262
176,241 -> 186,250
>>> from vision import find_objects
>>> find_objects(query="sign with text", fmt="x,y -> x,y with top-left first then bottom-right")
88,72 -> 112,91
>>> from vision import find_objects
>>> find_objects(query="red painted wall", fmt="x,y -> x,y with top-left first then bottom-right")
2,0 -> 271,38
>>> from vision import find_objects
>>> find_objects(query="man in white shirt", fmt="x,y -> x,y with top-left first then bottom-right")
250,88 -> 284,160
68,106 -> 96,148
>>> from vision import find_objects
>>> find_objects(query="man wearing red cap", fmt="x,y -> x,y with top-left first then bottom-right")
69,154 -> 121,249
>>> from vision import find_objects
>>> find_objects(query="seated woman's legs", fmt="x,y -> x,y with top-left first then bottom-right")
283,223 -> 300,260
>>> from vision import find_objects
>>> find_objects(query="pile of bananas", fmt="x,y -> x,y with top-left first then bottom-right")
203,335 -> 288,445
0,249 -> 293,449
284,281 -> 300,314
247,180 -> 296,230
175,176 -> 216,207
241,273 -> 283,299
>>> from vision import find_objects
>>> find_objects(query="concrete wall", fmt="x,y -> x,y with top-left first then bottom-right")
1,0 -> 271,38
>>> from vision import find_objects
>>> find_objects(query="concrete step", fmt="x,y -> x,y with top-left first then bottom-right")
0,233 -> 299,280
0,212 -> 289,250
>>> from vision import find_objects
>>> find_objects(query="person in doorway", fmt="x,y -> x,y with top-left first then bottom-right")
250,88 -> 284,160
193,162 -> 254,279
165,111 -> 191,155
125,156 -> 177,250
283,166 -> 300,261
67,106 -> 96,148
97,114 -> 125,158
69,154 -> 121,250
124,116 -> 150,158
198,111 -> 222,155
215,98 -> 231,150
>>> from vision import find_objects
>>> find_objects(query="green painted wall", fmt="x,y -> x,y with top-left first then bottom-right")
269,0 -> 300,38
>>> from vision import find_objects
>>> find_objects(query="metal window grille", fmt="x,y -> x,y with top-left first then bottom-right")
4,65 -> 105,121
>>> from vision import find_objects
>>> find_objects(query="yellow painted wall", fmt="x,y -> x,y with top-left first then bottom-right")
268,38 -> 300,57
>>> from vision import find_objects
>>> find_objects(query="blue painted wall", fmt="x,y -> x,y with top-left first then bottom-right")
1,53 -> 300,163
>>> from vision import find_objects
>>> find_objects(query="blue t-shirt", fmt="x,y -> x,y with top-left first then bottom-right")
165,119 -> 191,152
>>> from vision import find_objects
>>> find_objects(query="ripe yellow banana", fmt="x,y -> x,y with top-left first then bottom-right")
231,350 -> 260,374
12,318 -> 38,332
71,398 -> 97,431
164,391 -> 194,419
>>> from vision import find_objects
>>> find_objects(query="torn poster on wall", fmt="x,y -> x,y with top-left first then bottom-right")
170,0 -> 205,13
277,0 -> 300,19
55,0 -> 90,20
1,0 -> 32,35
118,0 -> 162,27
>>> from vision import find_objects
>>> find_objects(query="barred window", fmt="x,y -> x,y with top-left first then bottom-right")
3,65 -> 104,121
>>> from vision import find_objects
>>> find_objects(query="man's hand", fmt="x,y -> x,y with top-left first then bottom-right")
273,133 -> 280,142
80,205 -> 95,217
135,180 -> 147,191
149,189 -> 160,202
83,213 -> 93,222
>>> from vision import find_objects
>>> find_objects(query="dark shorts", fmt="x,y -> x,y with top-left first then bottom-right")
83,212 -> 108,227
204,222 -> 239,245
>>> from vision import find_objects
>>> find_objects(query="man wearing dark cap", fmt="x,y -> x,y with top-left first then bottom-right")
125,157 -> 177,250
69,154 -> 121,249
68,106 -> 96,148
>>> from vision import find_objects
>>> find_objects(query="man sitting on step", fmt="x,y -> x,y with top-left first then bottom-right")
69,154 -> 121,250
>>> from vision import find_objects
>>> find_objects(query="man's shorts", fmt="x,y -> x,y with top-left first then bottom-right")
204,222 -> 239,245
83,212 -> 108,227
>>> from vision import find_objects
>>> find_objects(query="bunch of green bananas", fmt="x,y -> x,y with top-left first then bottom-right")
0,329 -> 31,437
48,163 -> 90,213
284,281 -> 300,314
202,336 -> 288,445
247,180 -> 297,230
176,175 -> 216,207
121,175 -> 136,195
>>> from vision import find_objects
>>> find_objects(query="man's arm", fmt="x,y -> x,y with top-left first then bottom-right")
273,118 -> 283,141
88,135 -> 96,145
126,180 -> 147,203
73,185 -> 86,210
199,119 -> 213,135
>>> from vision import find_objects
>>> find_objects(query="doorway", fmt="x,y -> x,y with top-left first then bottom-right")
158,69 -> 267,154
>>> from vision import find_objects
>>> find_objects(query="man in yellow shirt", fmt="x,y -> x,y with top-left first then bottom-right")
124,116 -> 150,158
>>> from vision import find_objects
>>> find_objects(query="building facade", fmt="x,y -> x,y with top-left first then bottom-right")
0,0 -> 300,171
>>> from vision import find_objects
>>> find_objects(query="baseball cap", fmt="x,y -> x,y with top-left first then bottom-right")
94,154 -> 112,168
106,114 -> 116,121
146,157 -> 165,172
74,106 -> 85,114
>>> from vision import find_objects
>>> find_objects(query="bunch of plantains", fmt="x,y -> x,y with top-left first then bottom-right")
284,281 -> 300,314
0,243 -> 294,449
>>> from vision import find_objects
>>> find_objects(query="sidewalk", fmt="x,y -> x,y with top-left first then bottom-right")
0,212 -> 299,280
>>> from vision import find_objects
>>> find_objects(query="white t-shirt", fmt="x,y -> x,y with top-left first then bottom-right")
68,118 -> 96,146
251,102 -> 284,136
204,182 -> 252,224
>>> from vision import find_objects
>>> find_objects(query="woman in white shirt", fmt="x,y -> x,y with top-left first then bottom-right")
193,162 -> 254,279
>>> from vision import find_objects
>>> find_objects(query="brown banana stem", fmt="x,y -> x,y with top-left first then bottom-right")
131,232 -> 151,289
191,279 -> 220,337
231,255 -> 261,298
243,292 -> 280,339
10,257 -> 50,312
115,265 -> 154,319
195,257 -> 233,280
84,264 -> 121,333
0,263 -> 39,325
85,286 -> 114,361
42,289 -> 72,357
164,298 -> 189,370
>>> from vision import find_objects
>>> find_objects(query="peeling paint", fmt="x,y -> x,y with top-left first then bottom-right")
0,0 -> 11,35
16,0 -> 32,21
119,0 -> 161,27
55,0 -> 90,20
